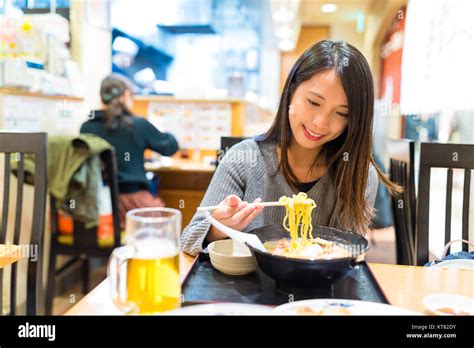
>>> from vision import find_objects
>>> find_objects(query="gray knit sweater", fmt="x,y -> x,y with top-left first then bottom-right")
181,139 -> 379,256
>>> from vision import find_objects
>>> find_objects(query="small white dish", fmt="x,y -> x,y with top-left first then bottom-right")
208,239 -> 257,276
423,294 -> 474,315
430,259 -> 474,270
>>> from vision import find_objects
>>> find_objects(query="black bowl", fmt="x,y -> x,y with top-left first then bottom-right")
246,225 -> 369,290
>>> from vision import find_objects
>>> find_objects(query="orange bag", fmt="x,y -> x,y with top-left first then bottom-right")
57,184 -> 114,241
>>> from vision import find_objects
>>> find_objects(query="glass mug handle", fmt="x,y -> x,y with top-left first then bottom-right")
108,245 -> 135,314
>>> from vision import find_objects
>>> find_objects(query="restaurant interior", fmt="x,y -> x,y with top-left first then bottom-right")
0,0 -> 473,326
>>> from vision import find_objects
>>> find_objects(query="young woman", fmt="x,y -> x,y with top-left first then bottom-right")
181,40 -> 398,256
80,74 -> 179,228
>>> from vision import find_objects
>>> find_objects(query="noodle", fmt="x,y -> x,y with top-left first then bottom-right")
265,193 -> 348,259
278,192 -> 317,250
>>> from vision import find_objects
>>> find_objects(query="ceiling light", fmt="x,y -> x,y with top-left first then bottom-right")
134,68 -> 156,86
272,9 -> 295,22
278,39 -> 295,52
275,26 -> 294,39
113,36 -> 139,56
321,3 -> 337,13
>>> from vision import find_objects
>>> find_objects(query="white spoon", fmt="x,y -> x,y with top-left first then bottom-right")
203,211 -> 266,252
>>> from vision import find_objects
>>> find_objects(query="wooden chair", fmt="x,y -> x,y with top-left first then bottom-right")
45,148 -> 121,315
0,132 -> 47,315
217,136 -> 249,167
416,143 -> 473,265
388,139 -> 416,265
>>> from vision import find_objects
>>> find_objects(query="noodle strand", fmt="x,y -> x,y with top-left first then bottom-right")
278,192 -> 317,251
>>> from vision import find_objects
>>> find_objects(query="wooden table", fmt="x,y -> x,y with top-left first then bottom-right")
144,159 -> 216,173
65,253 -> 197,315
369,263 -> 473,313
0,244 -> 22,269
65,254 -> 473,315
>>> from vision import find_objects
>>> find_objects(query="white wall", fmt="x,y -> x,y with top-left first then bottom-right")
71,0 -> 111,114
330,22 -> 365,55
259,46 -> 280,112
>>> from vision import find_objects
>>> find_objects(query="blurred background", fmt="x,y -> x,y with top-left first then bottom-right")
2,0 -> 473,146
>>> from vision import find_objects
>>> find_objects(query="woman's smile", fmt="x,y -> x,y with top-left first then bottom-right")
302,124 -> 326,141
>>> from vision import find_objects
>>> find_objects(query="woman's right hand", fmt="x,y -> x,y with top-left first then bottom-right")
207,194 -> 263,242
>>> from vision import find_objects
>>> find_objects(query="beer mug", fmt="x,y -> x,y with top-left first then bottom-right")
108,207 -> 181,314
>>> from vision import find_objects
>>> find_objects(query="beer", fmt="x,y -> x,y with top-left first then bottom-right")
109,208 -> 182,315
126,240 -> 180,314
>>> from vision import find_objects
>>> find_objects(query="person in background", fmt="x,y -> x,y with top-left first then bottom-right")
80,74 -> 179,228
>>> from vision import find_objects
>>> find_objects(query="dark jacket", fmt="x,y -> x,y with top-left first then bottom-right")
80,110 -> 179,193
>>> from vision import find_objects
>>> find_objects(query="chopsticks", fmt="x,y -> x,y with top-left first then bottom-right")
197,199 -> 313,212
197,201 -> 284,212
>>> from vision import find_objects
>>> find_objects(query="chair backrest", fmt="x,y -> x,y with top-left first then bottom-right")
49,148 -> 121,254
217,136 -> 249,167
388,139 -> 416,265
417,142 -> 473,265
0,132 -> 47,315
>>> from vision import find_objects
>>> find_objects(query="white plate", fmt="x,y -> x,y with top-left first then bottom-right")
274,299 -> 421,315
164,303 -> 273,315
430,259 -> 474,270
423,294 -> 474,315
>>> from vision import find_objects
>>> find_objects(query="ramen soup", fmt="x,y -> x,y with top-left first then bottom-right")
264,238 -> 351,260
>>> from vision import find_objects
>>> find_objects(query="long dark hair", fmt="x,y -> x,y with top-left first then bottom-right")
260,40 -> 400,234
100,74 -> 134,129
